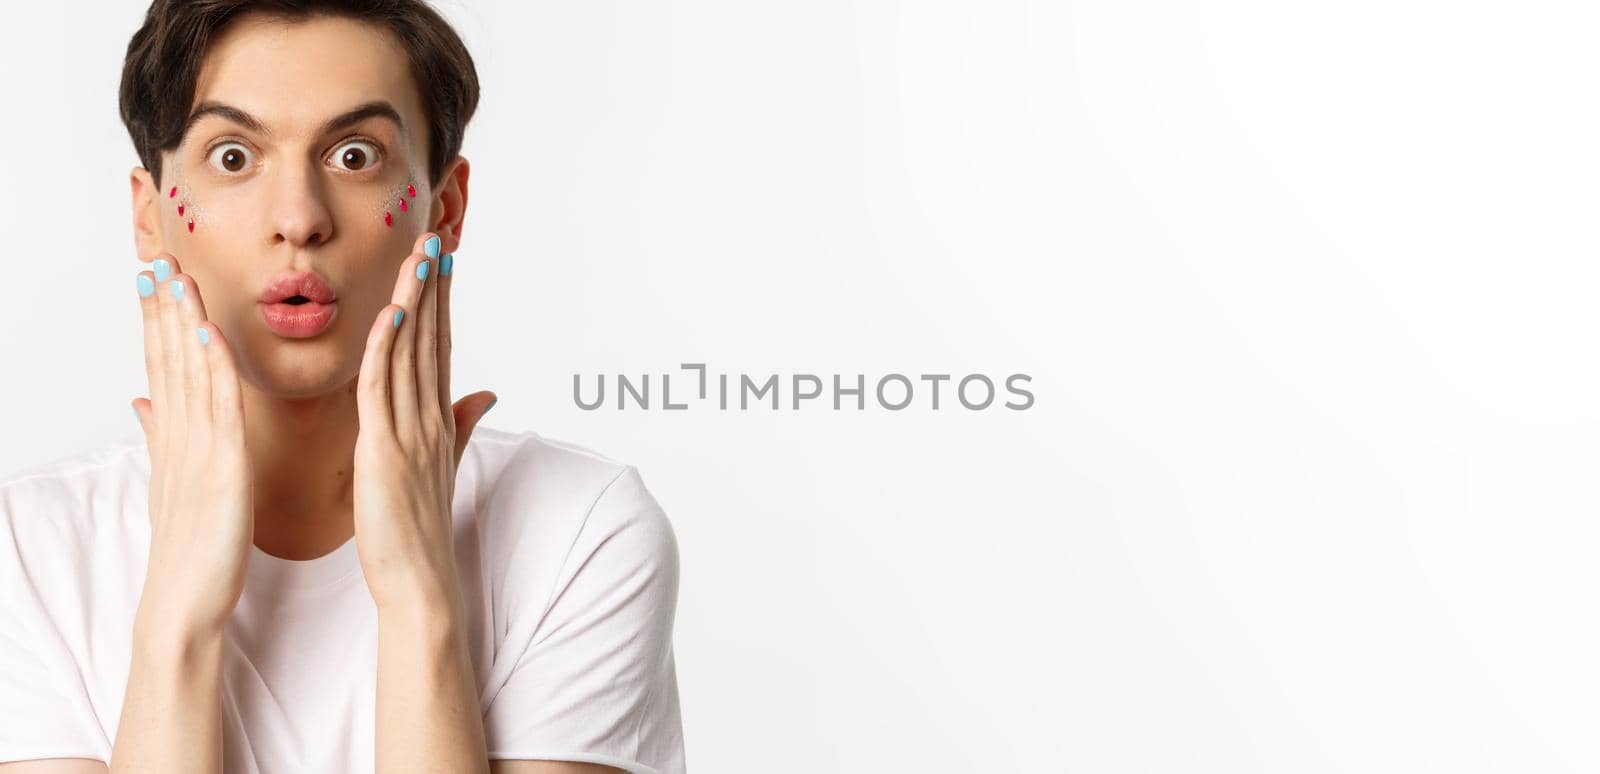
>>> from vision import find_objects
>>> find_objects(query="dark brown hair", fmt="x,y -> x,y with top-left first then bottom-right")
119,0 -> 479,190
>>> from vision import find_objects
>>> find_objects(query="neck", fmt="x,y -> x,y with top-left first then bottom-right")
240,376 -> 359,560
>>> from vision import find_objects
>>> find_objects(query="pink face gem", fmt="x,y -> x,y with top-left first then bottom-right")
187,219 -> 195,233
169,186 -> 177,198
399,198 -> 408,213
384,211 -> 393,227
177,203 -> 185,216
406,183 -> 416,198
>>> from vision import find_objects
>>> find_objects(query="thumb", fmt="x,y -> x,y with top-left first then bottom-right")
131,397 -> 155,457
451,390 -> 497,467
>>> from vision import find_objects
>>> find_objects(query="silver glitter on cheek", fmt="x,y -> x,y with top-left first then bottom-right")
374,177 -> 420,227
168,160 -> 210,234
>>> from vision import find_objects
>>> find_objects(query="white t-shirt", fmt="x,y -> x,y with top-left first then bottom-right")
0,425 -> 686,774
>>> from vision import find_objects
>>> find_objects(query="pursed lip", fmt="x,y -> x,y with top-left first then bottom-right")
258,299 -> 338,338
258,270 -> 338,304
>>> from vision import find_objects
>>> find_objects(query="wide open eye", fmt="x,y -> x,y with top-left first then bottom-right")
207,142 -> 253,174
329,140 -> 382,172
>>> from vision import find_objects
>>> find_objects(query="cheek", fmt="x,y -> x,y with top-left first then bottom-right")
169,176 -> 423,237
167,177 -> 240,236
167,185 -> 198,233
376,178 -> 420,229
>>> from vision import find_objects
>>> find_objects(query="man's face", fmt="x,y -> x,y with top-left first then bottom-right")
139,12 -> 449,398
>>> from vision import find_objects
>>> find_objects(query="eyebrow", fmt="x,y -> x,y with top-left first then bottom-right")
182,100 -> 406,141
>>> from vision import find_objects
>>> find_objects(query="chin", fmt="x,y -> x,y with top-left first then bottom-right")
237,339 -> 359,399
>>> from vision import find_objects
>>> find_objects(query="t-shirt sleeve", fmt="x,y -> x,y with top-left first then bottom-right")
482,464 -> 686,774
0,505 -> 109,764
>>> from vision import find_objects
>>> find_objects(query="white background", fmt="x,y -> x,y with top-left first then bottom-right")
2,1 -> 1597,771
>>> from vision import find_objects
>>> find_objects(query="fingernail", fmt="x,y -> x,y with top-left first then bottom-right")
136,274 -> 155,297
152,259 -> 171,282
132,405 -> 140,421
393,308 -> 405,328
484,397 -> 497,415
416,260 -> 430,281
170,279 -> 185,302
440,252 -> 454,276
424,235 -> 442,259
197,327 -> 210,345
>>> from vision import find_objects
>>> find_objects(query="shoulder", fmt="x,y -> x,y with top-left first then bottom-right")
462,425 -> 679,603
0,434 -> 146,494
464,424 -> 638,492
0,434 -> 146,543
461,425 -> 665,529
0,436 -> 147,632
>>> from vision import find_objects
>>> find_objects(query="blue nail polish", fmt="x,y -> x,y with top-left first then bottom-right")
197,327 -> 210,345
393,309 -> 405,328
424,235 -> 442,259
440,253 -> 454,276
152,259 -> 171,282
136,274 -> 155,297
416,260 -> 430,281
132,406 -> 140,421
170,279 -> 185,302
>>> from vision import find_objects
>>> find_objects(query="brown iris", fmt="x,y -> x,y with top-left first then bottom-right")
341,146 -> 369,170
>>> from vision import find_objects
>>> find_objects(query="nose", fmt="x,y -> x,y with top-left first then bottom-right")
266,160 -> 335,249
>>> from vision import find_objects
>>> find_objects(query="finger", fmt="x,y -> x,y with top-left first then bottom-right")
196,321 -> 247,441
168,273 -> 213,444
436,250 -> 454,429
416,236 -> 443,433
135,264 -> 167,462
177,273 -> 245,442
388,233 -> 434,441
357,302 -> 406,444
154,257 -> 188,447
131,396 -> 154,461
450,391 -> 495,469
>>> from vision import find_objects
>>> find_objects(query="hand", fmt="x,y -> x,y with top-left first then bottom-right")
130,254 -> 254,634
352,232 -> 495,613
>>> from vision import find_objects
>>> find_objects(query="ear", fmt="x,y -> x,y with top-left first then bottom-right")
130,166 -> 165,261
431,155 -> 470,254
